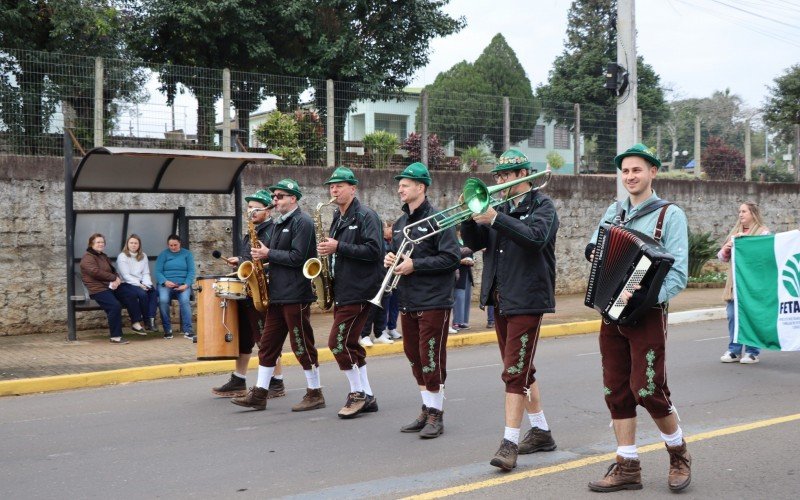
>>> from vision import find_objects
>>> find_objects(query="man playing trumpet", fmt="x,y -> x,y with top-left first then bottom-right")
385,162 -> 460,439
317,167 -> 384,419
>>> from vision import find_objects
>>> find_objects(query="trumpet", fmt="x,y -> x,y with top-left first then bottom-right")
368,238 -> 413,308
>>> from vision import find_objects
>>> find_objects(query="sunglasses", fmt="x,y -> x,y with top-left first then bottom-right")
271,193 -> 291,200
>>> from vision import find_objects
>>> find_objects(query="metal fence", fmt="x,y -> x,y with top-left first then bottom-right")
3,47 -> 784,179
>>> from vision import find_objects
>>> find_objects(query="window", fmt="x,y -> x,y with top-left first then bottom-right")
374,113 -> 407,139
554,126 -> 571,149
530,125 -> 545,148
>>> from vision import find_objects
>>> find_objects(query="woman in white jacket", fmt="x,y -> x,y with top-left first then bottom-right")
117,234 -> 159,332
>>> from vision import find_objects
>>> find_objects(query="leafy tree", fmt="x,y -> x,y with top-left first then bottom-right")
424,34 -> 537,154
536,0 -> 669,172
253,110 -> 305,165
0,0 -> 147,154
763,64 -> 800,144
702,136 -> 745,180
402,132 -> 447,169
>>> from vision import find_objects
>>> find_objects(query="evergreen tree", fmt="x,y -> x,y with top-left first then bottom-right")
764,64 -> 800,144
537,0 -> 668,171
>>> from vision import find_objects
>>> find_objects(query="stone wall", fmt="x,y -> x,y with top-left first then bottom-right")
2,154 -> 799,335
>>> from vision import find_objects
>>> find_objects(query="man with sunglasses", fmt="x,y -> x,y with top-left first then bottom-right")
461,149 -> 560,471
386,162 -> 460,439
233,179 -> 324,412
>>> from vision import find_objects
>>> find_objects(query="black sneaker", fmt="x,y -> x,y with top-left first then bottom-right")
362,394 -> 379,413
212,374 -> 247,397
183,331 -> 195,340
163,331 -> 173,339
267,377 -> 286,399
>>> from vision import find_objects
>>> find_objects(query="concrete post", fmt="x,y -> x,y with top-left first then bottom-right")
694,115 -> 702,176
744,119 -> 751,181
93,57 -> 103,147
222,69 -> 231,152
637,108 -> 642,143
656,125 -> 662,163
795,124 -> 800,182
573,103 -> 581,175
421,90 -> 429,166
503,96 -> 510,151
327,80 -> 335,167
616,0 -> 637,199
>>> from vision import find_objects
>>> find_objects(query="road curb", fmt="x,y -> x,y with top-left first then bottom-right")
0,308 -> 724,397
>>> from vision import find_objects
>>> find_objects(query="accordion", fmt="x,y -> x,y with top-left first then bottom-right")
585,223 -> 675,325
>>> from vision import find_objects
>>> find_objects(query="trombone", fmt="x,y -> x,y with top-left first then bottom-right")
368,169 -> 551,307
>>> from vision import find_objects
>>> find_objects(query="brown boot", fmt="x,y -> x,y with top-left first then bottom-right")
666,441 -> 692,491
588,456 -> 643,492
267,377 -> 286,399
400,405 -> 429,433
291,388 -> 326,412
337,392 -> 367,419
518,427 -> 557,454
231,386 -> 268,410
489,439 -> 519,471
419,408 -> 444,439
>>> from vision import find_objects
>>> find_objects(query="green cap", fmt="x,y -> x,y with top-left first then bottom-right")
268,178 -> 303,200
244,189 -> 272,206
324,166 -> 359,185
393,162 -> 431,186
491,149 -> 531,173
614,143 -> 661,170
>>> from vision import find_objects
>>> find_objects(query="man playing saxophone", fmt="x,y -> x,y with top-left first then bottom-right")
212,189 -> 285,398
233,179 -> 323,412
316,167 -> 384,419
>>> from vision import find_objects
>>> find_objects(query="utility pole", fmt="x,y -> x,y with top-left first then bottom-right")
616,0 -> 637,199
694,115 -> 702,176
744,119 -> 751,181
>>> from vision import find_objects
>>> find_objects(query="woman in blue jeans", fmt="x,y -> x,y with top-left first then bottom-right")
155,234 -> 195,339
718,202 -> 769,364
116,234 -> 158,333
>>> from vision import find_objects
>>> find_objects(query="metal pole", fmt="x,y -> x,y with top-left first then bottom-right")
326,79 -> 335,167
503,96 -> 511,151
574,103 -> 581,175
694,115 -> 702,176
222,69 -> 231,152
744,119 -> 751,181
421,90 -> 429,165
94,57 -> 103,147
233,177 -> 243,256
616,0 -> 637,199
65,132 -> 76,341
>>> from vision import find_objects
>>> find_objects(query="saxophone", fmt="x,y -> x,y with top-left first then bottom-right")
302,197 -> 336,311
237,209 -> 270,313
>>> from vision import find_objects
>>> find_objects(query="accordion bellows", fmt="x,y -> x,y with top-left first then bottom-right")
585,224 -> 675,325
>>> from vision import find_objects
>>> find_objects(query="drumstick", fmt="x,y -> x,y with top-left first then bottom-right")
212,250 -> 234,261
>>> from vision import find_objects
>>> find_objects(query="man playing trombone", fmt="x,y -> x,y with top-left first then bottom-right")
384,162 -> 460,439
317,167 -> 384,419
461,149 -> 560,471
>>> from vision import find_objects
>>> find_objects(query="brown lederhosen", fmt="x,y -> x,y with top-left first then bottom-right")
238,299 -> 263,354
494,309 -> 543,395
328,303 -> 371,370
258,302 -> 317,370
400,308 -> 450,392
599,304 -> 673,419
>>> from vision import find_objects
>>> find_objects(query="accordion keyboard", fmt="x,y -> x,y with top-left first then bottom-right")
607,255 -> 652,321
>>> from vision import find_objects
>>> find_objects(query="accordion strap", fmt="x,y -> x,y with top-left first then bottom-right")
615,199 -> 673,243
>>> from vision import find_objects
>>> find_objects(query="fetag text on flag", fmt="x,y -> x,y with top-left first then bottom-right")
733,229 -> 800,351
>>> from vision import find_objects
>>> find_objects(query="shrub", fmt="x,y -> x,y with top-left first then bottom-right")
363,130 -> 399,169
546,151 -> 565,170
460,145 -> 495,172
688,229 -> 718,278
254,111 -> 299,151
401,132 -> 447,169
701,136 -> 745,180
294,110 -> 325,165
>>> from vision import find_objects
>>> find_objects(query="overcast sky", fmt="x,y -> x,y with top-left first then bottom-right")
409,0 -> 800,110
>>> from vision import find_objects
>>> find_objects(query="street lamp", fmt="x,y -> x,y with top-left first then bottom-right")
672,150 -> 688,169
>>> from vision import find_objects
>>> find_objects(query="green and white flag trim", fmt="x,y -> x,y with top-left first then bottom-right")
734,229 -> 800,351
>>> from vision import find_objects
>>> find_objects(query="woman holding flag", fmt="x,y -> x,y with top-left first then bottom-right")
718,202 -> 770,364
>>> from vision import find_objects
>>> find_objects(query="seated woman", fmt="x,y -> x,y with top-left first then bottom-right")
116,234 -> 159,333
79,233 -> 132,344
155,234 -> 196,339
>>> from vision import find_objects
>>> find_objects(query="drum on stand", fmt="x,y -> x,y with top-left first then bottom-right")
196,276 -> 239,360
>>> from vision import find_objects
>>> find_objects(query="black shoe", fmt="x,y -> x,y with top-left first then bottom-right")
163,331 -> 173,339
518,427 -> 557,454
212,374 -> 247,397
401,405 -> 429,433
490,439 -> 519,471
362,394 -> 379,413
267,377 -> 286,399
131,324 -> 147,335
146,318 -> 157,332
419,408 -> 444,439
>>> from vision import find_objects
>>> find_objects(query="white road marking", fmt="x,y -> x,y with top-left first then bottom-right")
695,336 -> 728,342
449,363 -> 501,372
576,351 -> 600,357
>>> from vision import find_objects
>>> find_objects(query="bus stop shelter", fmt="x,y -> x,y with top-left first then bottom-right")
65,145 -> 281,341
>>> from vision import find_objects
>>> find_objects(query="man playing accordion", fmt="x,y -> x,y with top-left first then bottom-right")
584,144 -> 691,493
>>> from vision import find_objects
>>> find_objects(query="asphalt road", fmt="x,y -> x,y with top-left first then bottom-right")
2,319 -> 799,499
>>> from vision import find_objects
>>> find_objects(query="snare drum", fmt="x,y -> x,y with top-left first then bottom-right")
213,277 -> 247,300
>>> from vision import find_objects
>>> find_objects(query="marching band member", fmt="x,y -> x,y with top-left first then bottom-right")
386,162 -> 460,439
317,167 -> 384,419
585,144 -> 691,492
211,189 -> 285,399
233,179 -> 323,412
461,149 -> 560,471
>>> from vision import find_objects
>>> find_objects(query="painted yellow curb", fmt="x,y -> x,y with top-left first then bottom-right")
0,319 -> 601,397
